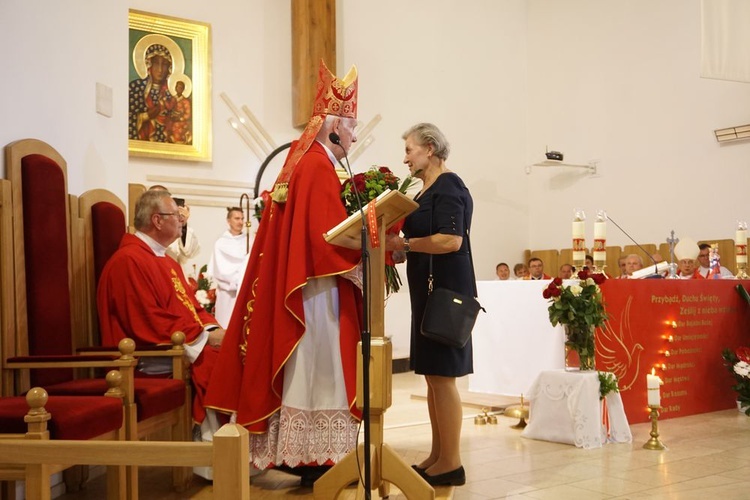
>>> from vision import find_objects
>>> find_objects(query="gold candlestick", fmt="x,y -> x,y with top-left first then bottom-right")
642,405 -> 667,450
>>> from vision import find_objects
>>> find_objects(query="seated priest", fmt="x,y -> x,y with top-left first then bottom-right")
97,188 -> 225,438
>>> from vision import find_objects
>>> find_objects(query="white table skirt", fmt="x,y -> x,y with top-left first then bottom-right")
521,370 -> 632,449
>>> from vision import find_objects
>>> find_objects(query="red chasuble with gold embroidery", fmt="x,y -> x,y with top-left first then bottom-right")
97,234 -> 217,346
204,141 -> 363,431
97,234 -> 220,422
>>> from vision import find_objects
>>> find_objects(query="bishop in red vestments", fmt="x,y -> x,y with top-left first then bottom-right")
205,60 -> 363,474
98,189 -> 224,425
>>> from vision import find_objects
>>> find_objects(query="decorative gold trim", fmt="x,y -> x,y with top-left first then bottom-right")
128,10 -> 212,161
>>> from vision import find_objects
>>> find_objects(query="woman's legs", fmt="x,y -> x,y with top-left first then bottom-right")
416,382 -> 440,470
423,375 -> 463,475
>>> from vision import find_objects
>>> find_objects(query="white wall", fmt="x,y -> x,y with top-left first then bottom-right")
525,0 -> 750,254
0,0 -> 128,198
2,0 -> 750,281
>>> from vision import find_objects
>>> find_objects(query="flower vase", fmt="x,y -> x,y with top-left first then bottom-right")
738,400 -> 750,415
564,325 -> 596,371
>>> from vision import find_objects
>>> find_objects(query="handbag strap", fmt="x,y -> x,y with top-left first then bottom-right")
426,188 -> 479,298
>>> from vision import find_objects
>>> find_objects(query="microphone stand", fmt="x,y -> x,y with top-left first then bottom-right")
331,134 -> 372,499
607,215 -> 662,276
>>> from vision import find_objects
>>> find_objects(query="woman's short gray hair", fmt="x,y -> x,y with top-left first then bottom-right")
134,190 -> 170,230
401,123 -> 450,160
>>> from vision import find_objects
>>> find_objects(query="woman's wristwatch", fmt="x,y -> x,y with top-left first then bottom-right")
403,237 -> 411,253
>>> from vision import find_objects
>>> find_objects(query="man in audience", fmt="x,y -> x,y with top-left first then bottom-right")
97,189 -> 224,443
617,255 -> 627,277
696,243 -> 734,278
618,254 -> 643,279
559,263 -> 574,279
674,238 -> 704,279
524,257 -> 551,280
495,262 -> 511,280
513,262 -> 529,279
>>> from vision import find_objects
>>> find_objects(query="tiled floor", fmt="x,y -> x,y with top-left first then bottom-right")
59,372 -> 750,499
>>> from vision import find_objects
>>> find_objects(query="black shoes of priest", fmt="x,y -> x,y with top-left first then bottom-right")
273,464 -> 332,488
417,465 -> 466,486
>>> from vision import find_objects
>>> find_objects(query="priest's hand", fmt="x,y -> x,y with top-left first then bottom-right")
208,328 -> 225,348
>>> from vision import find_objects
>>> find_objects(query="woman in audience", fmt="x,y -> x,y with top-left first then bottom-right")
387,123 -> 474,487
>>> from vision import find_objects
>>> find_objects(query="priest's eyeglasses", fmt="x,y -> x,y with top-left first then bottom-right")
157,212 -> 185,221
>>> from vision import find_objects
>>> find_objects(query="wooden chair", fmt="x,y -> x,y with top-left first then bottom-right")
0,383 -> 128,500
1,140 -> 190,495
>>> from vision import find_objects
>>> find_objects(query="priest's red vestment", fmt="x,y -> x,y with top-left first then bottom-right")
204,141 -> 362,435
97,233 -> 220,422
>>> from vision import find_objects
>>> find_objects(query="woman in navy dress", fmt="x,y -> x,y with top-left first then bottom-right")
387,123 -> 474,487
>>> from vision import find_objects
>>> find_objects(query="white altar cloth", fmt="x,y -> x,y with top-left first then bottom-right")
468,281 -> 565,397
521,370 -> 632,449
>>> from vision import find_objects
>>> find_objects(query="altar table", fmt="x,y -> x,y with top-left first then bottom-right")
467,279 -> 750,423
521,370 -> 632,449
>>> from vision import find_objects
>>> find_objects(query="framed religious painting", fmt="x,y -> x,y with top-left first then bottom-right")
128,10 -> 212,161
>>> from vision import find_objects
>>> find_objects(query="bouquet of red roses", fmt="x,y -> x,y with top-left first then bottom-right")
341,166 -> 416,295
189,264 -> 216,314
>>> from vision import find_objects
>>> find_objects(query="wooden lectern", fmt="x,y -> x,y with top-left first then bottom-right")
316,190 -> 435,499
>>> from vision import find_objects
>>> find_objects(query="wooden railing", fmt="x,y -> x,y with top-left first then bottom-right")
0,424 -> 249,500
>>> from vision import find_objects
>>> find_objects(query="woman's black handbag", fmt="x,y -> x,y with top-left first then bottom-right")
419,200 -> 484,348
421,287 -> 484,348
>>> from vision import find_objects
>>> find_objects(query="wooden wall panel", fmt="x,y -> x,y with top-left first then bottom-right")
291,0 -> 336,128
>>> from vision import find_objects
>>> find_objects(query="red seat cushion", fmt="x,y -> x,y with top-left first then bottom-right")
0,396 -> 122,440
43,378 -> 185,421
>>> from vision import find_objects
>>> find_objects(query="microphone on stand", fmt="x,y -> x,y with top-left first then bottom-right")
607,215 -> 665,279
330,132 -> 365,219
329,130 -> 373,498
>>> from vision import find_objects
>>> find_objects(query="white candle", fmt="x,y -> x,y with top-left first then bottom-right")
647,368 -> 662,407
594,221 -> 606,239
736,229 -> 747,246
572,220 -> 585,238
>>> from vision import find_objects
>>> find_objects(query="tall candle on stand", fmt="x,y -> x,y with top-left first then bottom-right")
647,368 -> 663,407
593,210 -> 607,270
736,221 -> 749,279
572,209 -> 586,269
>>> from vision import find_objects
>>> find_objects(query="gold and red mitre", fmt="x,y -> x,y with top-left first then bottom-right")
271,59 -> 358,202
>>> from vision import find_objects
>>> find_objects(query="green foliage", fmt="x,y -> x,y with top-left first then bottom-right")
598,371 -> 620,400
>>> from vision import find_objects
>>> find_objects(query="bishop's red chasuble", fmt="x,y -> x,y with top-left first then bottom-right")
204,141 -> 362,432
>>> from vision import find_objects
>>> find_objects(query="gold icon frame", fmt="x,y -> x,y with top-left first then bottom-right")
128,10 -> 211,161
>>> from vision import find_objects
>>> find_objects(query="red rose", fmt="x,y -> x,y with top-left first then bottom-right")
207,289 -> 217,303
550,287 -> 562,297
553,277 -> 563,286
353,175 -> 366,193
591,273 -> 606,285
577,270 -> 588,280
543,289 -> 551,299
737,347 -> 750,364
379,166 -> 391,174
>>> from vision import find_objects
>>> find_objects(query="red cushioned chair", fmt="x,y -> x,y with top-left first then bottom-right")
74,188 -> 192,489
1,140 -> 189,495
0,378 -> 128,500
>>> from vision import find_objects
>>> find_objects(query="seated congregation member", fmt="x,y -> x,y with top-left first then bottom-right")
697,243 -> 734,278
495,262 -> 511,280
674,238 -> 704,279
585,254 -> 594,270
97,189 -> 225,435
513,262 -> 529,279
524,257 -> 551,280
617,255 -> 627,277
558,263 -> 574,279
618,254 -> 643,279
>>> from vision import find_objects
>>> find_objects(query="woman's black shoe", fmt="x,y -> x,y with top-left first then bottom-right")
420,466 -> 466,486
411,464 -> 426,474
